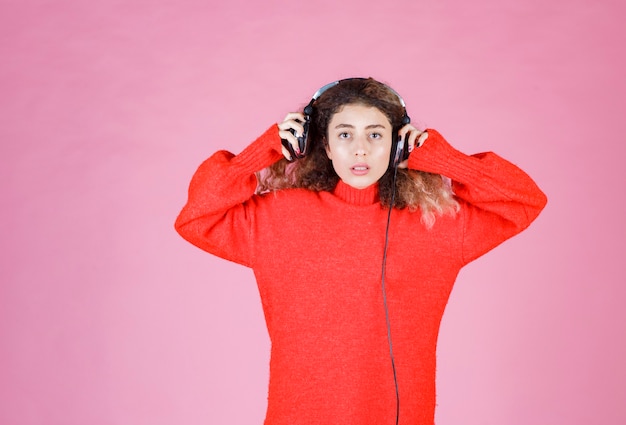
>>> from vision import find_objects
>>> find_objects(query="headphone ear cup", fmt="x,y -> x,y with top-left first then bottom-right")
299,116 -> 310,156
296,101 -> 315,158
390,113 -> 411,167
390,131 -> 408,168
401,133 -> 410,162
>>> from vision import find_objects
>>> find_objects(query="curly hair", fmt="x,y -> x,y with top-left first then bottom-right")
256,78 -> 459,228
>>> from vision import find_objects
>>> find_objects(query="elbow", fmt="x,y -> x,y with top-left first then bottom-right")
174,211 -> 196,243
523,189 -> 548,227
534,189 -> 549,217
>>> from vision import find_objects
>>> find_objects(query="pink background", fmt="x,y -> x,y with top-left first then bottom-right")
1,0 -> 625,424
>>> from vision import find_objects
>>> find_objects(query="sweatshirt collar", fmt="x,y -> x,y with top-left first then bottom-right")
332,180 -> 379,206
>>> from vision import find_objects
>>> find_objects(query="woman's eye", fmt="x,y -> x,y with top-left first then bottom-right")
338,132 -> 350,139
370,133 -> 382,139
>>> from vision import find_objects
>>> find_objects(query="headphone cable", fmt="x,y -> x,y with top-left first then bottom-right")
381,164 -> 400,425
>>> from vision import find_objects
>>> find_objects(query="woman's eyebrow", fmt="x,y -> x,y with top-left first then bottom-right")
333,123 -> 387,129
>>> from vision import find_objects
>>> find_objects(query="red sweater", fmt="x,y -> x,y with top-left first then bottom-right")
175,125 -> 547,425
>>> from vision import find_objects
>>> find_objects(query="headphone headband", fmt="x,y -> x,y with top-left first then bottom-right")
304,78 -> 408,121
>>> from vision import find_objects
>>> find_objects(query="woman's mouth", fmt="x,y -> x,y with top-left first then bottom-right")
350,164 -> 369,176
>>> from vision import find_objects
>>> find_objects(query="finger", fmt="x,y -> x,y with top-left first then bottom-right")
278,120 -> 305,138
398,124 -> 418,153
398,123 -> 418,137
279,113 -> 306,130
279,130 -> 300,159
416,131 -> 428,147
281,145 -> 294,161
278,129 -> 300,147
283,112 -> 306,122
406,129 -> 420,153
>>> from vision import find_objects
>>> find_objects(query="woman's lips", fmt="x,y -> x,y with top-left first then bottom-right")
350,163 -> 370,176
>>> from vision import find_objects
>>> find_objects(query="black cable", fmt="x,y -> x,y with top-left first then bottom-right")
381,164 -> 400,425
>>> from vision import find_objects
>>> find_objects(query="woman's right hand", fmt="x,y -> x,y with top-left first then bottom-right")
278,112 -> 306,161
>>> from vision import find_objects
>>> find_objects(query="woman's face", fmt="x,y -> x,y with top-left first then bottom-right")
325,103 -> 393,189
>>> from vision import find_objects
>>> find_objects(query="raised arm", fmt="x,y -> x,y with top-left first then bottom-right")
408,129 -> 547,264
174,125 -> 284,266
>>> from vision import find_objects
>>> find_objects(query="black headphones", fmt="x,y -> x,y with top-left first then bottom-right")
281,78 -> 411,168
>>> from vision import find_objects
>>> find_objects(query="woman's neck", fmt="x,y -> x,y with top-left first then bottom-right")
332,180 -> 379,206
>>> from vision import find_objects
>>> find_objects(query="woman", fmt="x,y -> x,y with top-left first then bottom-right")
175,78 -> 547,425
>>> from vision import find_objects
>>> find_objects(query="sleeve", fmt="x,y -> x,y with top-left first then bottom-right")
174,124 -> 284,267
408,129 -> 548,265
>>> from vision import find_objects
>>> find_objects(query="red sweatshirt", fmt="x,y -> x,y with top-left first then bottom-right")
175,125 -> 547,425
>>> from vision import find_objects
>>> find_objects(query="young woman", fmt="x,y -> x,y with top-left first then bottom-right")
175,78 -> 547,425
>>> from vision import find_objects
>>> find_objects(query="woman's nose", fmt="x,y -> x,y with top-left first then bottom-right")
354,135 -> 368,155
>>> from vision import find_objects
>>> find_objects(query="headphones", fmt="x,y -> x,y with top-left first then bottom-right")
281,78 -> 411,168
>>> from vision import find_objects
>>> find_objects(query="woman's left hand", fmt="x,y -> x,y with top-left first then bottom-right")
397,125 -> 428,169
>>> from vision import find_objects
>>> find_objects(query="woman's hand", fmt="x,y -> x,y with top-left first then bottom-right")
278,112 -> 307,161
397,124 -> 428,169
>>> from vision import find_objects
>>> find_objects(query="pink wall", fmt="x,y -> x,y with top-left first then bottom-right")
1,0 -> 625,424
